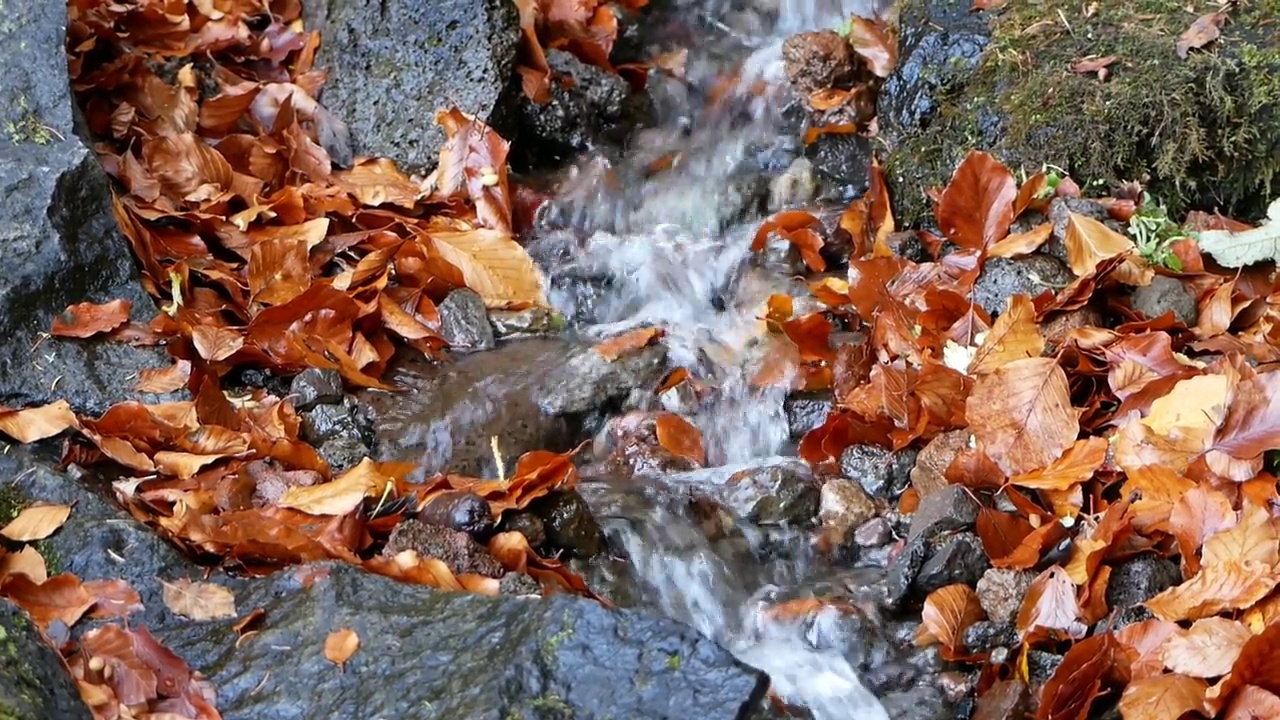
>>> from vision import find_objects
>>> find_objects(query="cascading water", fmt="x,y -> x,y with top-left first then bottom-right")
531,0 -> 896,717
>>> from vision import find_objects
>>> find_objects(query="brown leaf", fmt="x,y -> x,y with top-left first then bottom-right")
987,222 -> 1052,258
0,573 -> 96,630
969,294 -> 1044,375
1037,632 -> 1131,720
83,578 -> 143,620
593,327 -> 665,361
191,325 -> 246,363
935,150 -> 1016,251
1162,617 -> 1252,678
0,546 -> 47,583
1063,212 -> 1135,277
429,228 -> 547,308
1176,12 -> 1226,59
916,584 -> 985,651
324,627 -> 360,668
161,578 -> 237,621
277,458 -> 387,516
654,413 -> 706,467
51,299 -> 132,338
1168,483 -> 1235,575
1203,503 -> 1279,568
135,359 -> 192,393
0,400 -> 80,443
751,210 -> 824,266
0,503 -> 72,542
1116,618 -> 1182,681
1214,370 -> 1280,459
846,17 -> 898,78
433,108 -> 513,234
976,508 -> 1034,560
992,519 -> 1070,570
334,157 -> 421,208
1017,565 -> 1084,640
1117,674 -> 1207,720
1144,561 -> 1280,622
1215,623 -> 1280,707
1223,686 -> 1280,720
966,357 -> 1079,476
1009,437 -> 1107,491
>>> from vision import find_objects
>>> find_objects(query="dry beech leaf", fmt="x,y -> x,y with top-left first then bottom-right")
51,299 -> 133,338
968,294 -> 1043,375
277,457 -> 387,516
593,327 -> 665,361
429,229 -> 546,308
0,503 -> 72,542
161,578 -> 237,621
0,400 -> 80,443
135,359 -> 192,393
0,545 -> 48,583
916,584 -> 985,651
1222,685 -> 1280,720
1008,436 -> 1107,491
0,573 -> 96,630
1017,565 -> 1083,639
191,325 -> 245,362
1176,12 -> 1226,59
1145,560 -> 1280,622
966,357 -> 1079,476
1162,617 -> 1252,678
987,222 -> 1052,258
935,150 -> 1016,251
1117,674 -> 1208,720
653,413 -> 706,466
324,627 -> 360,668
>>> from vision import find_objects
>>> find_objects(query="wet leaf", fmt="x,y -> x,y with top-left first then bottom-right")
917,583 -> 985,651
1117,674 -> 1207,720
0,573 -> 96,630
593,327 -> 665,360
191,325 -> 245,362
0,401 -> 80,442
846,17 -> 898,78
968,295 -> 1044,375
1037,632 -> 1131,720
1162,617 -> 1252,678
0,503 -> 71,542
966,357 -> 1079,476
324,628 -> 360,668
161,578 -> 237,621
51,299 -> 133,338
430,229 -> 547,308
1008,437 -> 1107,491
935,150 -> 1016,251
1017,566 -> 1084,640
135,359 -> 192,393
277,457 -> 388,516
83,578 -> 144,619
654,413 -> 706,467
1064,212 -> 1135,277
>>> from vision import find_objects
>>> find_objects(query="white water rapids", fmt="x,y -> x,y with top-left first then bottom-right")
533,1 -> 896,717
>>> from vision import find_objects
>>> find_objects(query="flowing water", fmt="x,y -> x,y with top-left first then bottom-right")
529,1 -> 897,717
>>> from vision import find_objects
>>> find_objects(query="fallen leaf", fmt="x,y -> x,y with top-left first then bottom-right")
593,327 -> 664,360
654,413 -> 706,466
0,503 -> 72,542
1145,561 -> 1280,622
1176,11 -> 1227,59
0,401 -> 80,442
1222,686 -> 1280,720
1017,565 -> 1084,640
323,627 -> 360,668
987,223 -> 1052,258
1117,674 -> 1207,720
968,295 -> 1044,375
1162,617 -> 1252,678
1037,631 -> 1130,720
1064,212 -> 1135,277
51,299 -> 133,338
83,578 -> 144,619
0,573 -> 96,630
277,457 -> 387,516
917,584 -> 985,651
135,359 -> 192,393
966,357 -> 1079,476
1195,199 -> 1280,267
0,546 -> 47,583
935,150 -> 1017,251
1008,437 -> 1107,491
430,229 -> 547,308
161,578 -> 237,620
846,17 -> 898,78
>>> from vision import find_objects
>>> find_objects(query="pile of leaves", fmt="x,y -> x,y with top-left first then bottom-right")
752,150 -> 1280,718
515,0 -> 651,102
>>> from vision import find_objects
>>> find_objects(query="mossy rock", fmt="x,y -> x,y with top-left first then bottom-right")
883,0 -> 1280,226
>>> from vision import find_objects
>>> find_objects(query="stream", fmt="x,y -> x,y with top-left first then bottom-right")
527,0 -> 899,717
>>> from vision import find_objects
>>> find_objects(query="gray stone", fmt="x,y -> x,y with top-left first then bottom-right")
300,403 -> 364,445
490,306 -> 564,337
1105,554 -> 1181,610
0,0 -> 176,415
691,459 -> 820,527
961,620 -> 1018,653
1131,275 -> 1198,326
916,532 -> 989,593
0,599 -> 93,720
316,436 -> 369,475
439,288 -> 497,352
853,517 -> 894,548
501,511 -> 547,549
971,255 -> 1072,318
784,391 -> 832,439
841,444 -> 917,500
289,368 -> 344,411
302,0 -> 520,174
907,486 -> 978,541
1026,650 -> 1064,685
879,684 -> 952,720
804,131 -> 872,200
819,477 -> 878,536
976,568 -> 1036,625
531,490 -> 605,558
883,536 -> 929,609
539,342 -> 669,416
515,49 -> 634,164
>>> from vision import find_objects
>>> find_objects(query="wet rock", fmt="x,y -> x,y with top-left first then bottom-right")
530,491 -> 604,558
769,157 -> 819,211
383,518 -> 506,578
917,532 -> 989,593
802,605 -> 901,687
361,337 -> 580,478
976,568 -> 1036,625
0,0 -> 176,415
438,288 -> 497,352
716,460 -> 820,527
782,30 -> 856,95
0,599 -> 93,720
1105,555 -> 1181,610
160,562 -> 770,719
316,437 -> 369,475
300,402 -> 364,445
971,255 -> 1072,318
302,0 -> 520,174
514,49 -> 635,166
1131,275 -> 1198,326
936,671 -> 978,706
498,572 -> 542,597
289,368 -> 345,411
501,511 -> 547,549
908,486 -> 978,542
879,684 -> 952,720
909,430 -> 969,499
841,444 -> 917,500
418,491 -> 495,538
883,537 -> 928,609
853,517 -> 893,548
490,306 -> 564,338
805,132 -> 873,201
1026,650 -> 1064,684
973,680 -> 1030,720
961,621 -> 1018,654
819,478 -> 877,541
600,411 -> 701,476
540,343 -> 669,416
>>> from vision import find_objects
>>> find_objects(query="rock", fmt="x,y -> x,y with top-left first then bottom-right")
501,511 -> 547,549
1130,275 -> 1198,326
916,532 -> 989,593
1041,306 -> 1106,348
498,572 -> 542,597
884,0 -> 1280,226
160,562 -> 770,719
302,0 -> 520,174
782,30 -> 856,95
971,255 -> 1072,318
289,368 -> 344,411
853,517 -> 893,548
883,537 -> 928,609
0,599 -> 93,720
514,49 -> 635,166
1047,197 -> 1114,263
819,478 -> 878,539
315,437 -> 369,475
879,685 -> 952,720
909,430 -> 969,499
300,402 -> 365,445
383,519 -> 506,578
418,491 -> 495,538
712,459 -> 820,527
936,671 -> 977,705
0,0 -> 176,415
841,444 -> 917,500
490,307 -> 564,338
1105,555 -> 1181,610
961,621 -> 1018,654
907,486 -> 978,542
1026,650 -> 1064,685
360,337 -> 581,478
530,490 -> 604,558
769,157 -> 819,211
600,411 -> 702,476
438,288 -> 497,352
804,132 -> 872,200
539,342 -> 669,416
976,568 -> 1036,625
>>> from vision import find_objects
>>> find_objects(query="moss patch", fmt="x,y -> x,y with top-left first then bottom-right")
887,0 -> 1280,225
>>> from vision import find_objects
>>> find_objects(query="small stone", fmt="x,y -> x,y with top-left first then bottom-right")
907,486 -> 978,541
1026,650 -> 1064,684
879,685 -> 951,720
532,490 -> 604,558
1130,275 -> 1198,326
501,511 -> 546,549
916,532 -> 989,593
489,306 -> 563,337
819,477 -> 877,538
769,157 -> 819,211
841,444 -> 917,500
1040,306 -> 1107,348
853,517 -> 893,547
1106,554 -> 1181,609
300,403 -> 363,445
782,30 -> 856,95
936,671 -> 977,705
971,255 -> 1072,318
438,288 -> 496,352
289,368 -> 344,411
976,568 -> 1036,624
418,491 -> 494,538
785,391 -> 832,440
498,572 -> 541,596
717,460 -> 820,527
316,437 -> 369,475
883,537 -> 928,610
961,620 -> 1018,653
383,519 -> 506,578
910,430 -> 970,498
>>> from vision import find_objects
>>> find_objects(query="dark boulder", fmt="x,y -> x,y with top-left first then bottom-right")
302,0 -> 521,174
0,0 -> 175,415
0,599 -> 93,720
513,49 -> 637,167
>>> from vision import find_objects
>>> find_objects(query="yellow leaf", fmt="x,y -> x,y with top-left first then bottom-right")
0,546 -> 48,583
0,503 -> 71,542
324,627 -> 360,668
969,295 -> 1044,375
430,229 -> 547,308
1161,617 -> 1252,677
0,401 -> 80,443
161,578 -> 237,620
276,457 -> 386,516
1117,674 -> 1208,720
1064,212 -> 1135,276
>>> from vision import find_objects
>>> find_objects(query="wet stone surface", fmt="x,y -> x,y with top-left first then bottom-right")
0,599 -> 94,720
1130,275 -> 1198,326
439,288 -> 497,352
841,444 -> 917,501
971,255 -> 1073,318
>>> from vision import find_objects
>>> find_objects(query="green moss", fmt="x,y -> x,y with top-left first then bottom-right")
540,611 -> 575,666
5,96 -> 54,146
887,0 -> 1280,226
665,653 -> 681,670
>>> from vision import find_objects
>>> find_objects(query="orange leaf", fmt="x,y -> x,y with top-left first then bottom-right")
987,222 -> 1052,258
1222,686 -> 1280,720
1145,561 -> 1280,622
917,584 -> 985,651
751,210 -> 822,254
324,627 -> 360,668
654,413 -> 706,466
430,228 -> 547,308
1016,565 -> 1083,640
51,299 -> 132,338
0,503 -> 71,542
846,17 -> 898,78
0,573 -> 96,630
135,359 -> 192,393
1117,674 -> 1208,720
968,295 -> 1044,375
1009,436 -> 1107,491
1162,617 -> 1252,678
935,150 -> 1016,251
191,325 -> 245,362
593,327 -> 665,361
966,357 -> 1079,476
0,400 -> 80,443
